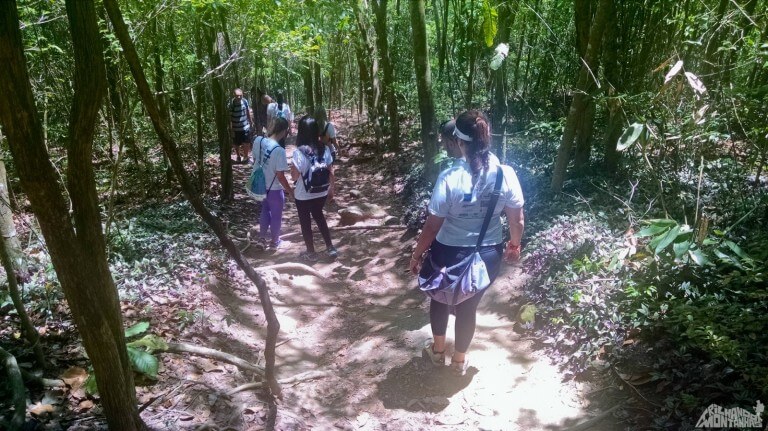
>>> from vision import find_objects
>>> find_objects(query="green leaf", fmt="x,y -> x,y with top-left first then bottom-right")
617,123 -> 645,151
84,374 -> 98,395
673,240 -> 692,259
481,0 -> 498,48
646,219 -> 678,227
636,224 -> 669,237
518,304 -> 537,324
127,334 -> 169,352
654,226 -> 681,254
688,249 -> 709,266
124,321 -> 150,338
127,346 -> 159,379
723,240 -> 750,260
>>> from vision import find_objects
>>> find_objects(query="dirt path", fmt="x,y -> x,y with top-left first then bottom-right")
185,115 -> 612,430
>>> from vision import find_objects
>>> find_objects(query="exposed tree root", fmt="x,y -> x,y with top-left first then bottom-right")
160,342 -> 264,376
227,370 -> 332,396
257,263 -> 326,279
0,346 -> 26,431
20,370 -> 65,388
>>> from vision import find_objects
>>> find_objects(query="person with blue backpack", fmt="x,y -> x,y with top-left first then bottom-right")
408,110 -> 525,376
252,117 -> 292,251
266,92 -> 293,146
290,115 -> 337,262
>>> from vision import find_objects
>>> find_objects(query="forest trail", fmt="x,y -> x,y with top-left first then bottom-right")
187,112 -> 612,431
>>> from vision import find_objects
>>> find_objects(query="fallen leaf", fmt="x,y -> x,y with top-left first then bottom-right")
61,366 -> 88,390
29,402 -> 55,416
78,400 -> 94,410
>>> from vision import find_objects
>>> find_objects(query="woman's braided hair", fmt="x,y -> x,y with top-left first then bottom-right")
455,110 -> 491,176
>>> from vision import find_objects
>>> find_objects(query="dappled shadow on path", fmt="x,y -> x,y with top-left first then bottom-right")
376,357 -> 477,412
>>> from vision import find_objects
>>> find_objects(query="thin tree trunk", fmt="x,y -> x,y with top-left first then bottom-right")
551,0 -> 613,192
491,1 -> 512,159
194,19 -> 205,191
204,15 -> 233,201
0,1 -> 147,430
410,0 -> 439,180
313,60 -> 323,108
372,0 -> 399,149
103,0 -> 283,401
0,162 -> 43,367
303,58 -> 315,114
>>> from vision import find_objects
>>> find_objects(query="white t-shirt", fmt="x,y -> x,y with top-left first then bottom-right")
266,102 -> 293,123
292,146 -> 334,201
321,122 -> 337,141
252,137 -> 288,191
451,151 -> 500,168
428,159 -> 524,247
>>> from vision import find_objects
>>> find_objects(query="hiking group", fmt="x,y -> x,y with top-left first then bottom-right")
234,88 -> 525,377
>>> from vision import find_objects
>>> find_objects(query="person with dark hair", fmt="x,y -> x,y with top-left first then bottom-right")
315,106 -> 338,160
253,117 -> 292,251
409,110 -> 525,376
439,118 -> 500,167
229,88 -> 254,163
290,115 -> 337,262
254,88 -> 272,136
266,92 -> 293,143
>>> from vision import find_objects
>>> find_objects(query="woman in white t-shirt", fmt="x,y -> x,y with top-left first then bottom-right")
290,115 -> 337,263
252,117 -> 292,250
315,106 -> 338,160
266,92 -> 293,145
408,110 -> 525,376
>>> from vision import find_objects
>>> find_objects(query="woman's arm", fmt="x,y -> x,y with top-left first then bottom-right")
409,214 -> 445,275
503,206 -> 524,263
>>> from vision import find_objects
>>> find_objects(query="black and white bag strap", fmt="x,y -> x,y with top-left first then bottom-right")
474,169 -> 504,250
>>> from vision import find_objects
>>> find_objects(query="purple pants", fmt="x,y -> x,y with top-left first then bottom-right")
259,189 -> 285,245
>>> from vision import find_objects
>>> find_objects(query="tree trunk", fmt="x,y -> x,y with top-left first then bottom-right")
491,2 -> 512,160
372,0 -> 400,150
0,2 -> 147,430
194,19 -> 205,191
204,15 -> 233,201
464,1 -> 477,108
551,0 -> 612,192
103,0 -> 283,402
303,58 -> 315,114
601,9 -> 622,173
353,0 -> 382,145
313,60 -> 323,108
410,0 -> 439,180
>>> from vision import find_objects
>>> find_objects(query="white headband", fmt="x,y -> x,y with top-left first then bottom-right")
453,126 -> 472,142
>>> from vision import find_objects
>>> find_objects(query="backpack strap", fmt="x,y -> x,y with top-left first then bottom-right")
474,169 -> 504,250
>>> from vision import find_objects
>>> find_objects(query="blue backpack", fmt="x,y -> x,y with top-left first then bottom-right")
246,137 -> 278,200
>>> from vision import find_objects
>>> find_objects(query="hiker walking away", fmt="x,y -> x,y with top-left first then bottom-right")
267,92 -> 293,146
253,117 -> 292,250
408,110 -> 525,375
229,88 -> 254,163
315,106 -> 339,160
290,115 -> 337,263
255,88 -> 272,136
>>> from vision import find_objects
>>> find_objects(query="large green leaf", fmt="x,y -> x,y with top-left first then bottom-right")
616,123 -> 646,152
84,374 -> 98,395
124,321 -> 150,338
481,0 -> 498,47
653,225 -> 681,254
636,224 -> 669,238
127,334 -> 169,352
688,249 -> 710,266
127,346 -> 159,379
